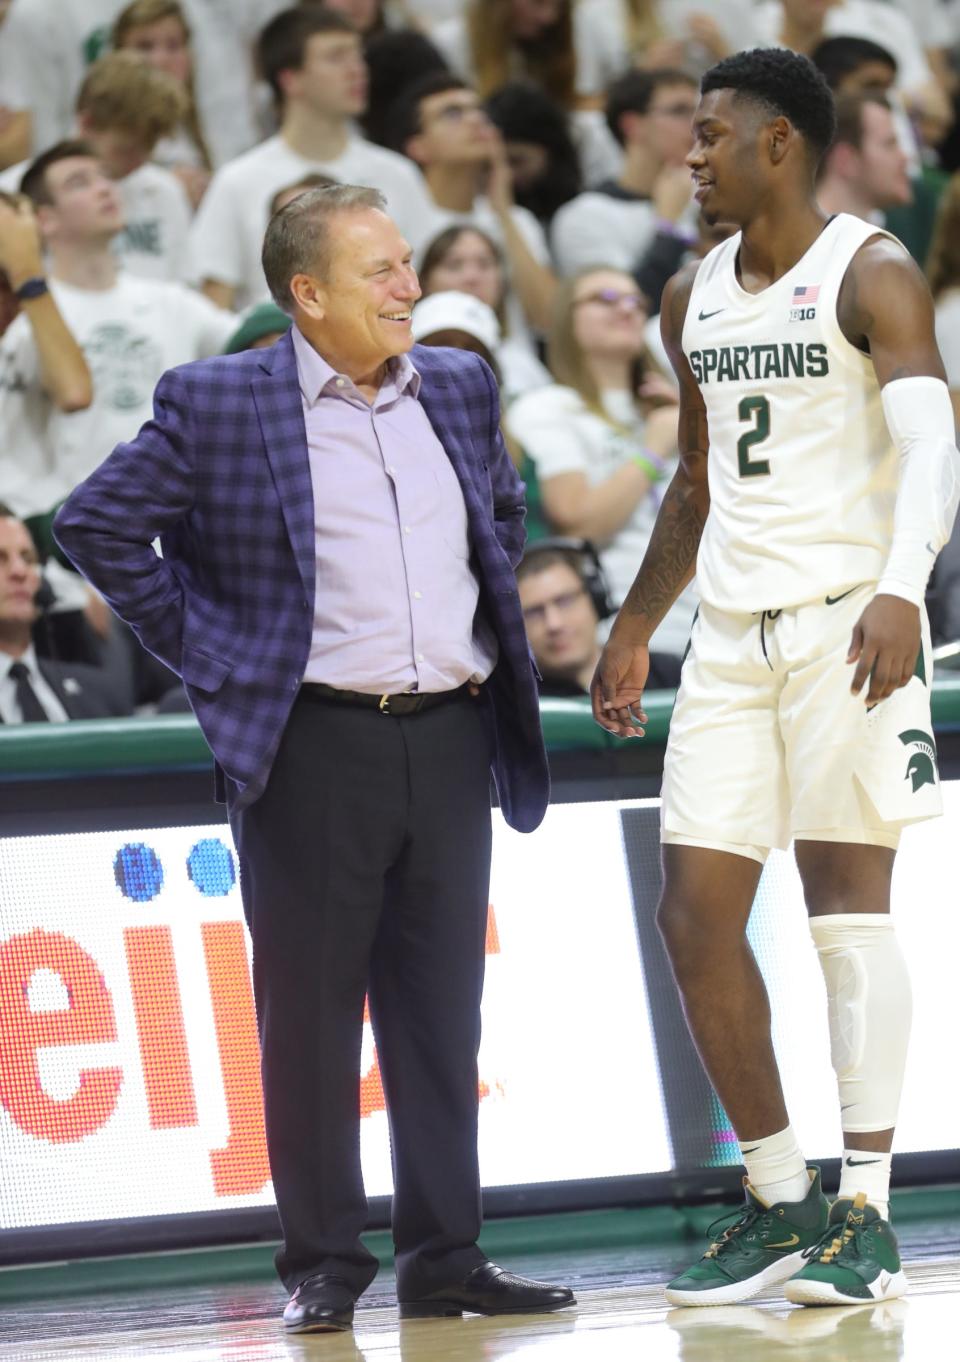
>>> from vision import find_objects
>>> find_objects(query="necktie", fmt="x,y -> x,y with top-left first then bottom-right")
8,661 -> 50,723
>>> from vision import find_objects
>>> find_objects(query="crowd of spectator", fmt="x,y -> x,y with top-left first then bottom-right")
2,0 -> 960,723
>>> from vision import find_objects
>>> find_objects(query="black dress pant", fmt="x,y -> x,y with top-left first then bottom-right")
229,689 -> 493,1296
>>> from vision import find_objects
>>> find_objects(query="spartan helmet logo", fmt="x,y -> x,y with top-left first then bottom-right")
898,729 -> 938,792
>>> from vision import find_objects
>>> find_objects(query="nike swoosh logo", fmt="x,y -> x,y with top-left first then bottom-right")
698,307 -> 725,320
741,1145 -> 761,1155
825,587 -> 860,605
767,1234 -> 800,1250
845,1157 -> 882,1166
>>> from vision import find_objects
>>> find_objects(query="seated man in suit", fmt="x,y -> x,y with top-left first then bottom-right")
0,502 -> 127,722
53,184 -> 573,1332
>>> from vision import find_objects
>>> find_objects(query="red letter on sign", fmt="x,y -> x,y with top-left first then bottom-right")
124,926 -> 197,1129
202,921 -> 270,1197
0,929 -> 122,1142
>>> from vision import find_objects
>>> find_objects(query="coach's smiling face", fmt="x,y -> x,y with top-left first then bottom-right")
293,207 -> 422,388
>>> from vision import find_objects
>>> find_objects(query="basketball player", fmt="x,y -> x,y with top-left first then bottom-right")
591,48 -> 959,1308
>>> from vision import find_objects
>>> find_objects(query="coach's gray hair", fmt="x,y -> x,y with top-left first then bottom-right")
261,184 -> 387,312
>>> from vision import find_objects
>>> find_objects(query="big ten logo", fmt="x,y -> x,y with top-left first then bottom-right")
0,836 -> 502,1199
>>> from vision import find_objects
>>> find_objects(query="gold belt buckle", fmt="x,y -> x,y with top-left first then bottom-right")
378,693 -> 391,714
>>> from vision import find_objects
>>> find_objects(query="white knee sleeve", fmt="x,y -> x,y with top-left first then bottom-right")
809,913 -> 912,1132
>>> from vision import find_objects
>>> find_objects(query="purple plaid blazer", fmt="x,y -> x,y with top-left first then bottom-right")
54,335 -> 549,832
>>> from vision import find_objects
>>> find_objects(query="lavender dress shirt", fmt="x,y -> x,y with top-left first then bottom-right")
292,326 -> 498,693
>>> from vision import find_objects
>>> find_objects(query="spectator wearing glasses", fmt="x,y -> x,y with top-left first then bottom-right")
393,73 -> 556,335
507,267 -> 697,660
518,537 -> 680,697
550,69 -> 697,282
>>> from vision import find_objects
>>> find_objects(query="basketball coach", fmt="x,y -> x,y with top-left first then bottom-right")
54,185 -> 573,1333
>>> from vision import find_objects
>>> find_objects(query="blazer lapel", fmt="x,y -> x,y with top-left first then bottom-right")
417,368 -> 478,502
251,332 -> 316,600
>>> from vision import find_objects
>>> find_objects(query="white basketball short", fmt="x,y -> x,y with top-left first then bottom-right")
661,584 -> 942,864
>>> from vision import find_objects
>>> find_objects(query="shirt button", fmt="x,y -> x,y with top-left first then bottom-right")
417,653 -> 424,662
403,525 -> 411,534
335,377 -> 346,389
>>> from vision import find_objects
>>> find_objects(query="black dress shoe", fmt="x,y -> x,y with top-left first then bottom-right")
399,1261 -> 576,1318
283,1273 -> 356,1332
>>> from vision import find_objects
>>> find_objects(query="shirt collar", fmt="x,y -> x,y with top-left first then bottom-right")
1,643 -> 39,682
291,325 -> 421,405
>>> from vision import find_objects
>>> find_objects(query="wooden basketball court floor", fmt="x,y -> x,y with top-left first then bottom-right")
3,1216 -> 959,1362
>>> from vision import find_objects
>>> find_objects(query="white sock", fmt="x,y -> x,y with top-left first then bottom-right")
838,1148 -> 892,1220
739,1124 -> 810,1206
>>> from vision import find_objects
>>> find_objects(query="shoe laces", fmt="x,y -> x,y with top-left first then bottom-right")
803,1213 -> 873,1266
703,1202 -> 772,1259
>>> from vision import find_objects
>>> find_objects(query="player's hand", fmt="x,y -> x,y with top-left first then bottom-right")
848,593 -> 921,705
591,637 -> 650,738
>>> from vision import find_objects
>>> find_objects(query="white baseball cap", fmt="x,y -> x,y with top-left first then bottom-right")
411,290 -> 501,352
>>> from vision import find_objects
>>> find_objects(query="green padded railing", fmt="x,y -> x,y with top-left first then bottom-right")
2,681 -> 960,782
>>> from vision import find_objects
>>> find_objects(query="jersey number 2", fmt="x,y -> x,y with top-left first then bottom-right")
737,395 -> 771,477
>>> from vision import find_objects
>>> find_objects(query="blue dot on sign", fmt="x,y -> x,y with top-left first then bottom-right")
187,838 -> 236,897
114,843 -> 164,902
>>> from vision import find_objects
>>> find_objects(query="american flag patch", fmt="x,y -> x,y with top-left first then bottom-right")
792,285 -> 820,303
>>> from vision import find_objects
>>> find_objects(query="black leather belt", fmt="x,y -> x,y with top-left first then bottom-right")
300,681 -> 473,715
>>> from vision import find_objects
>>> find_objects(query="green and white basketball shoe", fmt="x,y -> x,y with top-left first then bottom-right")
785,1193 -> 908,1306
664,1168 -> 830,1307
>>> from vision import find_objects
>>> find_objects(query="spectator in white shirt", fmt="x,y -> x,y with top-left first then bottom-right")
111,0 -> 212,210
551,67 -> 697,280
188,5 -> 434,312
754,0 -> 951,138
391,72 -> 557,333
507,266 -> 697,658
0,0 -> 286,169
417,222 -> 549,403
1,51 -> 194,283
0,141 -> 236,521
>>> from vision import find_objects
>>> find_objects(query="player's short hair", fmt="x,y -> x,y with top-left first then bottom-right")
19,139 -> 99,207
76,50 -> 187,147
811,36 -> 898,91
701,48 -> 837,165
257,5 -> 357,104
605,67 -> 696,146
261,183 -> 386,312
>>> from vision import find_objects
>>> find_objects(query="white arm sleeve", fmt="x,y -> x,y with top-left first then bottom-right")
878,375 -> 960,607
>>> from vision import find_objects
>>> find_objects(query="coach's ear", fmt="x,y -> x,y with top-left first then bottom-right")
289,271 -> 327,322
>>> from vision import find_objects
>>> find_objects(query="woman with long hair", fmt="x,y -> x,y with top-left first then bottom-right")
112,0 -> 211,207
507,266 -> 697,657
418,223 -> 550,402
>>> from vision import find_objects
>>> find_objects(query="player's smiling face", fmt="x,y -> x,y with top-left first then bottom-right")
687,89 -> 765,228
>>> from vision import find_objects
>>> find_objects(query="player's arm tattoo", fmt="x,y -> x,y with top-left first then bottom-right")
619,409 -> 709,626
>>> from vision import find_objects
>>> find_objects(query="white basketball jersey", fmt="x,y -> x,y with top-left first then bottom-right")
683,213 -> 898,612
